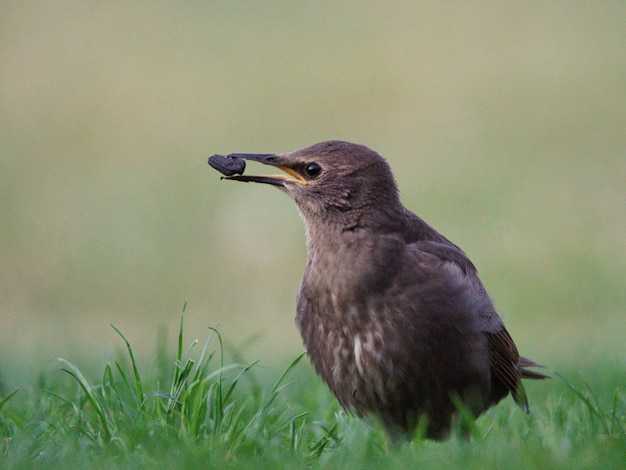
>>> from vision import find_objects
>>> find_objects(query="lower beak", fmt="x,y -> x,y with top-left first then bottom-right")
222,153 -> 306,186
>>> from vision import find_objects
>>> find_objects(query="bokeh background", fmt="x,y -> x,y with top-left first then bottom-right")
1,2 -> 624,388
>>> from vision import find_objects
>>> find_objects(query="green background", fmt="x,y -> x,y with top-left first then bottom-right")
1,1 -> 624,390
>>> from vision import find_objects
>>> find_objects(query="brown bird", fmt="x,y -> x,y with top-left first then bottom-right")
209,140 -> 547,440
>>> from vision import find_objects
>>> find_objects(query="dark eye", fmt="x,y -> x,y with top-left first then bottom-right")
303,162 -> 322,178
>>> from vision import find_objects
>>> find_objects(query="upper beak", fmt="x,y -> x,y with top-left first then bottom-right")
221,153 -> 306,186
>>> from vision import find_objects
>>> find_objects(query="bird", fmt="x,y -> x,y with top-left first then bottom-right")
209,140 -> 547,440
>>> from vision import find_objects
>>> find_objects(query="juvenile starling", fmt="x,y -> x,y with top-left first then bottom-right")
210,140 -> 547,440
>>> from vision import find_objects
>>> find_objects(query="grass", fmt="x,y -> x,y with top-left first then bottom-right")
0,308 -> 623,469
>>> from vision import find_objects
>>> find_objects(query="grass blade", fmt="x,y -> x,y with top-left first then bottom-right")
110,323 -> 143,403
56,357 -> 112,442
0,389 -> 19,412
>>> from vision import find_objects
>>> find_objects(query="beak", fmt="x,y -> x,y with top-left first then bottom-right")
222,153 -> 306,186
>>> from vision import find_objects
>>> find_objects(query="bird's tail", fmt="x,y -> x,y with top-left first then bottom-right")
511,357 -> 549,413
518,357 -> 550,380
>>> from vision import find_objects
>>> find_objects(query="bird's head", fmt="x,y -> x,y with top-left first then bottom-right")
221,140 -> 402,231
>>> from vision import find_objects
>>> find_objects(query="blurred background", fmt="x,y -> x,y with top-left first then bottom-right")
1,2 -> 624,387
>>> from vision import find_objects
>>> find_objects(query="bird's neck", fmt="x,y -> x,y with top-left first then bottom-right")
301,216 -> 350,266
299,211 -> 406,300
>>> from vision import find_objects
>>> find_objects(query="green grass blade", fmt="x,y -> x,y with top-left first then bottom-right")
56,357 -> 112,442
0,389 -> 19,412
192,327 -> 217,382
178,301 -> 188,362
270,353 -> 306,396
556,373 -> 621,437
222,360 -> 259,404
110,323 -> 144,403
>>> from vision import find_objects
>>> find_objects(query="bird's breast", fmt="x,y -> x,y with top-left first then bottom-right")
296,287 -> 400,413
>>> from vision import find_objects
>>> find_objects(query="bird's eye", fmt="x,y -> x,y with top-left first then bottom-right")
303,163 -> 322,178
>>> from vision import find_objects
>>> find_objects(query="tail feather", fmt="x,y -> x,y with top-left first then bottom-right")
519,357 -> 550,380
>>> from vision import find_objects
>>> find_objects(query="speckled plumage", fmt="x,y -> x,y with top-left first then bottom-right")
216,140 -> 547,440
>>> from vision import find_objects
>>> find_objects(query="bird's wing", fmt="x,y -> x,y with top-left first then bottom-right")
484,328 -> 528,411
410,240 -> 476,275
411,240 -> 529,410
